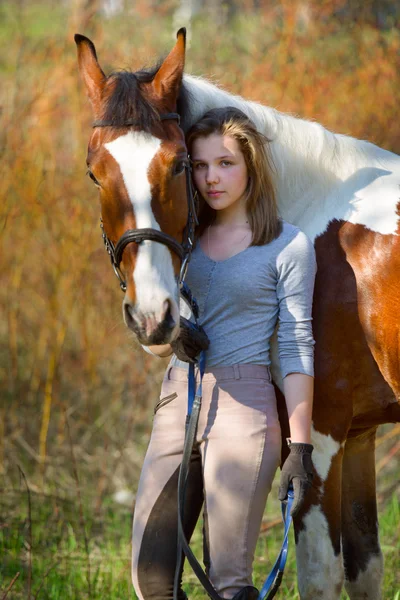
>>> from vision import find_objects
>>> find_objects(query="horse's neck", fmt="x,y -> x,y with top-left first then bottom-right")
182,75 -> 399,235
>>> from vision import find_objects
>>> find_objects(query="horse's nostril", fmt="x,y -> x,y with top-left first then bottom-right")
124,303 -> 141,330
124,303 -> 132,322
162,299 -> 175,328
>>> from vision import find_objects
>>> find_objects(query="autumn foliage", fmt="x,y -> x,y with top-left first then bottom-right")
1,0 -> 399,496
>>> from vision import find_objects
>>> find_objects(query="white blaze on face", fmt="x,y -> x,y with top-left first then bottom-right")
104,131 -> 179,323
311,425 -> 342,482
296,506 -> 344,599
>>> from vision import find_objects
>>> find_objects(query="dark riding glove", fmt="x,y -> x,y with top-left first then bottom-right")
278,442 -> 314,517
170,316 -> 209,363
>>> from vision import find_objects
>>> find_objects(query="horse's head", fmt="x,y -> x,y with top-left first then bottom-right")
75,30 -> 191,346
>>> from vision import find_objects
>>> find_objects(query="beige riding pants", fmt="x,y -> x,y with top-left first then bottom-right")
132,364 -> 281,600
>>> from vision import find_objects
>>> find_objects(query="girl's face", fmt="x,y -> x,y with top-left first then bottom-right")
191,133 -> 249,215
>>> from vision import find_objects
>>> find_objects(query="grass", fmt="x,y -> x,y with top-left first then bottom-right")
0,490 -> 133,599
1,474 -> 399,599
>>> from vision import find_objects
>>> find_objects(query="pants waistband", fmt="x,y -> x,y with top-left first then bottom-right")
166,364 -> 271,383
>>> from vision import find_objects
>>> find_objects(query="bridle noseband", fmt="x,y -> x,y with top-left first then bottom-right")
95,112 -> 198,292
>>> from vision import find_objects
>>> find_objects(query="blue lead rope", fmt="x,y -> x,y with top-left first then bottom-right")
258,484 -> 295,600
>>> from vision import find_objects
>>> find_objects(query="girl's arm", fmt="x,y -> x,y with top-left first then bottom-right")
283,372 -> 313,443
275,229 -> 317,515
279,372 -> 314,516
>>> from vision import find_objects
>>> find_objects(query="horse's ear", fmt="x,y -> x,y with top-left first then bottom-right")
74,34 -> 106,112
151,28 -> 186,105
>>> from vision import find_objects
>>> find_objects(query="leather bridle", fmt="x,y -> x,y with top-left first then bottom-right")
94,112 -> 198,292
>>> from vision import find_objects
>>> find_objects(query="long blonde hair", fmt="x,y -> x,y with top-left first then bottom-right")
186,106 -> 281,245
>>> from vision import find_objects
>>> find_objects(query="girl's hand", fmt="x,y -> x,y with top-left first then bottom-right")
171,317 -> 210,363
278,442 -> 314,517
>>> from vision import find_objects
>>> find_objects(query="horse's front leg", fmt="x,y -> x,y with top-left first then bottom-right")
294,426 -> 345,600
341,427 -> 383,600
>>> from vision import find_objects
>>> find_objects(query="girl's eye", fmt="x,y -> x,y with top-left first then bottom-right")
193,162 -> 206,170
87,170 -> 101,187
221,160 -> 233,167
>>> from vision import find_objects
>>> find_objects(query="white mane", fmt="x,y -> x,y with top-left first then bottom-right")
183,74 -> 400,241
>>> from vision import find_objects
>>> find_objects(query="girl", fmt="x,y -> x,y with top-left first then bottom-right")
132,107 -> 316,600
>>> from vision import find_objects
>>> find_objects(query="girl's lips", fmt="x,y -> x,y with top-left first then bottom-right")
207,190 -> 224,197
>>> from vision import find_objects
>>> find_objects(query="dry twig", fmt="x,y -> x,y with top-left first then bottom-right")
376,423 -> 400,448
1,572 -> 20,600
376,439 -> 400,474
259,517 -> 282,534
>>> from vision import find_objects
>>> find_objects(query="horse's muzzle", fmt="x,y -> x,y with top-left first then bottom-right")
123,299 -> 179,345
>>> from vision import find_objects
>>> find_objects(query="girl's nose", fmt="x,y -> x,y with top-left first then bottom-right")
206,167 -> 219,184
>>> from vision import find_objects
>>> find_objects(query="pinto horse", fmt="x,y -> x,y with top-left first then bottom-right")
75,29 -> 400,600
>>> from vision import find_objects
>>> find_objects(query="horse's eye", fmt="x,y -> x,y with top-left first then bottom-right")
173,160 -> 186,176
86,169 -> 101,187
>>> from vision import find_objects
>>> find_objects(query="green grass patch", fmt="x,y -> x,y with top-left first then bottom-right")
1,484 -> 399,599
0,490 -> 133,599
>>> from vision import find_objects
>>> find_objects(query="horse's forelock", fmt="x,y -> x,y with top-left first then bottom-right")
99,63 -> 194,134
101,67 -> 161,131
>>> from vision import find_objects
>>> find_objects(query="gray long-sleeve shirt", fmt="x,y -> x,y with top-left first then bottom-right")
171,221 -> 317,378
